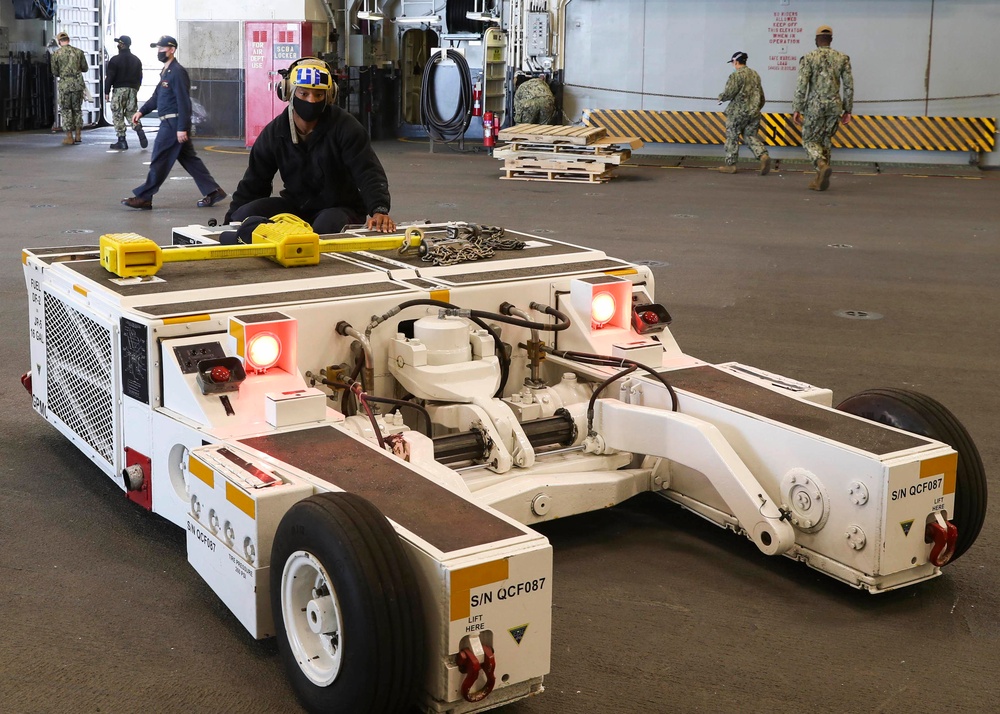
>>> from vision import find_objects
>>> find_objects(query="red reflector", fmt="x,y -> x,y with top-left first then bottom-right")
20,372 -> 32,394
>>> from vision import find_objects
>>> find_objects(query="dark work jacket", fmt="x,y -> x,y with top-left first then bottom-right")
105,47 -> 142,93
226,104 -> 390,222
138,59 -> 193,131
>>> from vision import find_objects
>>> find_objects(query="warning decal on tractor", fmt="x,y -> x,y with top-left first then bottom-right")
901,519 -> 914,536
509,624 -> 529,645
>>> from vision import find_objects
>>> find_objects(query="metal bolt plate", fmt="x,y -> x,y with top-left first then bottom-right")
845,525 -> 867,550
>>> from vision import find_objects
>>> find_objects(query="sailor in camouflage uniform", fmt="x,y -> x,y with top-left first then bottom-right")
717,51 -> 770,175
50,32 -> 89,145
513,74 -> 556,125
793,25 -> 854,191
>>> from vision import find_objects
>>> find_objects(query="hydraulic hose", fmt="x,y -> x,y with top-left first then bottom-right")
586,364 -> 638,436
337,321 -> 374,395
420,48 -> 473,142
543,346 -> 680,413
311,372 -> 432,439
360,394 -> 433,438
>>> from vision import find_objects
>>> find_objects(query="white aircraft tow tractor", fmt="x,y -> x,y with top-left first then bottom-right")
21,218 -> 986,713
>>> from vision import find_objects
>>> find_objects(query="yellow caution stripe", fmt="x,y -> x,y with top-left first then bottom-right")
189,456 -> 215,488
450,559 -> 510,621
587,110 -> 996,152
163,314 -> 211,325
226,482 -> 256,519
921,453 -> 958,496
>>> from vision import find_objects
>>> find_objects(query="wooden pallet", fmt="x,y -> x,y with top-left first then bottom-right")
494,124 -> 639,184
500,167 -> 614,183
591,136 -> 644,150
498,123 -> 607,145
496,142 -> 622,155
495,145 -> 632,165
504,157 -> 614,174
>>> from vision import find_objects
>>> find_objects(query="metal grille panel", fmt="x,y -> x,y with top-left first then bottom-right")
44,292 -> 115,466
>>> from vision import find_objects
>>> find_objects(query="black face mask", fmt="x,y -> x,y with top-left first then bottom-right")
157,50 -> 168,63
293,96 -> 327,123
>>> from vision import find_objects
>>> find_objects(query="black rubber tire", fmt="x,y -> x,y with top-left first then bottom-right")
270,492 -> 426,714
836,388 -> 986,563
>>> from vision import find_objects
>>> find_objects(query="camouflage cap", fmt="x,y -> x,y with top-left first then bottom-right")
815,25 -> 833,36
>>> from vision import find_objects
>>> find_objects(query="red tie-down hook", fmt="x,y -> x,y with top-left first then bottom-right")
457,644 -> 496,703
925,512 -> 958,566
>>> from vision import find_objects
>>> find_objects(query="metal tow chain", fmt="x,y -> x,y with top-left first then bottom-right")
420,223 -> 526,266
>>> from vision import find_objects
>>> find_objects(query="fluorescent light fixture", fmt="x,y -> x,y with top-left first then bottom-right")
358,0 -> 383,21
394,14 -> 441,24
466,1 -> 494,22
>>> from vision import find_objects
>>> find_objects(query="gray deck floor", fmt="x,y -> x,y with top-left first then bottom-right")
1,125 -> 998,713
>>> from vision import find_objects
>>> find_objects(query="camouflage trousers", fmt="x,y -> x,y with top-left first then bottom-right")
724,113 -> 767,165
110,87 -> 139,136
514,97 -> 555,125
58,87 -> 84,131
800,110 -> 841,167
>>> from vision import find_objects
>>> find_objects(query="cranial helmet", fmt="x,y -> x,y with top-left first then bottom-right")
277,57 -> 338,104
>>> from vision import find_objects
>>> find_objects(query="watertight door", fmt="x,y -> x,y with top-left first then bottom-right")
55,0 -> 103,127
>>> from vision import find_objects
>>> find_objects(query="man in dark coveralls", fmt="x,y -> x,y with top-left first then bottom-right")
121,35 -> 225,210
224,57 -> 395,233
104,35 -> 148,151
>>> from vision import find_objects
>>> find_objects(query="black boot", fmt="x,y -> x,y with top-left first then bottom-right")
134,124 -> 148,148
110,136 -> 128,150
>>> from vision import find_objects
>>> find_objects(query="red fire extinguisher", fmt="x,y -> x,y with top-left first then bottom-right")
472,75 -> 483,117
483,111 -> 495,148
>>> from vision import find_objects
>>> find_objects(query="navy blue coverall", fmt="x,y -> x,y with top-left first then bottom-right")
130,58 -> 221,202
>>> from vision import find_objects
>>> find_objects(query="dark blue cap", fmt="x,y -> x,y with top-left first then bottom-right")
151,35 -> 178,48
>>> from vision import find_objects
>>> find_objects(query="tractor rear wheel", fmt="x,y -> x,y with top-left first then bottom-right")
836,388 -> 986,563
270,491 -> 425,713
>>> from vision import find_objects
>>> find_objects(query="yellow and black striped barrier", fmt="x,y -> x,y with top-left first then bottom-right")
586,109 -> 996,153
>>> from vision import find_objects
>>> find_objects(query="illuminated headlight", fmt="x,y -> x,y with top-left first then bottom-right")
247,332 -> 281,371
591,292 -> 617,327
569,275 -> 631,331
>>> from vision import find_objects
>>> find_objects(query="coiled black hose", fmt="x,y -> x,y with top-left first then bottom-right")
446,0 -> 478,35
420,48 -> 473,142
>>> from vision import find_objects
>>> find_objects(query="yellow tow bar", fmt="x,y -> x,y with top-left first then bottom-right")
99,214 -> 423,278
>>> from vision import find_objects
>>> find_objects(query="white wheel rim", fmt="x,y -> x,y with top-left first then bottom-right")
281,550 -> 345,687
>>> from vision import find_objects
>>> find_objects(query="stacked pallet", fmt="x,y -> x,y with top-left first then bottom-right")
495,124 -> 642,184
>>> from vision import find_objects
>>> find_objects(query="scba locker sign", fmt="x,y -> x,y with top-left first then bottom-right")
244,22 -> 314,146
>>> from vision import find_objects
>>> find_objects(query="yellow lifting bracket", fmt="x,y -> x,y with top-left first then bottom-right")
99,215 -> 423,278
